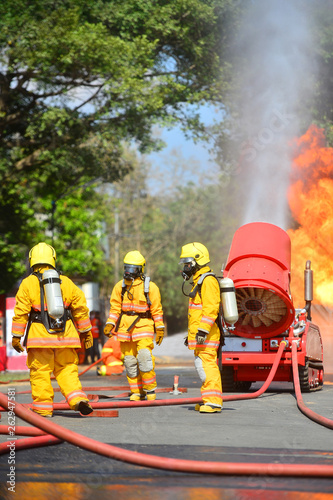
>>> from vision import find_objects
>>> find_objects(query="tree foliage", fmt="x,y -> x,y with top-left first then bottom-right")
47,185 -> 111,280
0,0 -> 238,293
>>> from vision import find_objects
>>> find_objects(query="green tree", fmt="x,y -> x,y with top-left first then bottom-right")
47,186 -> 111,280
0,0 -> 238,293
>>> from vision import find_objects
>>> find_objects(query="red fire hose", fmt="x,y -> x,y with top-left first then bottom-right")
15,385 -> 132,395
77,357 -> 104,376
0,341 -> 332,477
0,425 -> 46,436
0,390 -> 332,477
0,434 -> 62,454
291,341 -> 333,430
0,340 -> 288,413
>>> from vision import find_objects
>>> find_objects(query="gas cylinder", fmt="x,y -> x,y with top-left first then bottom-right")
42,269 -> 64,320
220,277 -> 239,326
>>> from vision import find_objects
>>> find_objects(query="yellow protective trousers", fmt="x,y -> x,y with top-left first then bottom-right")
194,348 -> 223,408
120,338 -> 156,395
27,348 -> 90,416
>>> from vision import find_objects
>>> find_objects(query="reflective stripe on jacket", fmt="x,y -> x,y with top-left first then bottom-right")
91,318 -> 100,339
107,278 -> 164,342
11,265 -> 91,349
187,266 -> 220,351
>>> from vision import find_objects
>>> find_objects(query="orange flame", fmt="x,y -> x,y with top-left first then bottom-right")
287,124 -> 333,307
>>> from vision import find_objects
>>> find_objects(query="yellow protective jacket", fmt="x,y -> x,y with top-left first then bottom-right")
12,265 -> 91,349
107,278 -> 164,342
187,266 -> 221,351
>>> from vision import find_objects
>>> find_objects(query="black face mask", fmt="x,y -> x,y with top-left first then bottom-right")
123,265 -> 142,280
181,261 -> 196,281
181,267 -> 191,281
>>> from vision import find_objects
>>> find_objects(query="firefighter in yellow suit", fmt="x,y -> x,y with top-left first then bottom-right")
179,242 -> 222,413
11,243 -> 93,417
104,251 -> 165,401
97,336 -> 124,375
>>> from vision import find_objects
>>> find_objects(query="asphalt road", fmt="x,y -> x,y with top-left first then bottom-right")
0,348 -> 333,499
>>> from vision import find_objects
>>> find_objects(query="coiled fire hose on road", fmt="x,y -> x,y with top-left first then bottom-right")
0,341 -> 333,477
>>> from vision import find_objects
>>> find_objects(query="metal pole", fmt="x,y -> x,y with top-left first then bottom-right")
114,208 -> 120,284
51,200 -> 56,246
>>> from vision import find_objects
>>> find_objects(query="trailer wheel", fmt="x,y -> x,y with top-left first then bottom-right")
298,359 -> 324,392
221,366 -> 235,392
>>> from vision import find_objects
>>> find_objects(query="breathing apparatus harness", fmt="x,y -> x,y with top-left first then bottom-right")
182,270 -> 226,347
114,276 -> 153,333
24,271 -> 73,346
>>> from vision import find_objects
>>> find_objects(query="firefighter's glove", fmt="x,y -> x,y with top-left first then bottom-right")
81,331 -> 93,350
184,336 -> 188,347
155,329 -> 164,346
196,330 -> 207,345
12,337 -> 25,353
104,323 -> 115,338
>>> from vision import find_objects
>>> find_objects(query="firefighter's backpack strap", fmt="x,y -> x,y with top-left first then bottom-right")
144,276 -> 152,307
30,271 -> 68,334
188,272 -> 216,299
121,279 -> 127,299
114,280 -> 127,333
188,271 -> 225,343
115,277 -> 152,332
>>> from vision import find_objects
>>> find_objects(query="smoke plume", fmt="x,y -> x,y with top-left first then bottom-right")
233,0 -> 316,229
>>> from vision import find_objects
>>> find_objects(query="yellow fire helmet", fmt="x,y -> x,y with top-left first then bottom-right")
123,250 -> 146,267
123,250 -> 146,280
179,242 -> 210,267
29,242 -> 56,268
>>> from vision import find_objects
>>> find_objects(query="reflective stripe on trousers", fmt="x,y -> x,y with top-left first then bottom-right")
194,348 -> 222,408
27,347 -> 89,415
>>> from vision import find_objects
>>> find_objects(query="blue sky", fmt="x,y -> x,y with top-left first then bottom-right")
144,104 -> 222,195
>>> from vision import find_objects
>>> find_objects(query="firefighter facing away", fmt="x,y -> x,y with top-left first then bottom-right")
179,242 -> 223,413
11,243 -> 94,417
104,251 -> 165,401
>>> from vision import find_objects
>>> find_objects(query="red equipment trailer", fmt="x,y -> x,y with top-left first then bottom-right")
221,222 -> 324,392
